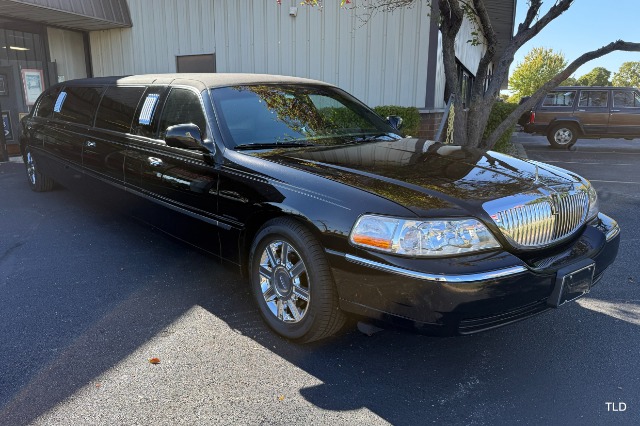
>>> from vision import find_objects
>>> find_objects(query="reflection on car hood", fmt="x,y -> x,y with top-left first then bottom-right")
247,138 -> 578,216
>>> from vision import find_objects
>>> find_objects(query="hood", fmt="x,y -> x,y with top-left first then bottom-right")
246,138 -> 578,217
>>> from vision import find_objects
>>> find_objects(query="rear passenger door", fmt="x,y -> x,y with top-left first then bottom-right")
534,90 -> 577,126
50,86 -> 104,170
574,89 -> 610,135
609,89 -> 640,136
84,85 -> 146,187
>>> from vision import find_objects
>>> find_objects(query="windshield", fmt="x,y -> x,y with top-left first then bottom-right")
210,84 -> 400,149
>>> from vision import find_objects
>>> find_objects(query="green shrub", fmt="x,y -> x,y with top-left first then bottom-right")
483,102 -> 518,153
373,105 -> 421,138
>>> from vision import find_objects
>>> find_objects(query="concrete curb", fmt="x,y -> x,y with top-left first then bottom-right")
512,142 -> 528,159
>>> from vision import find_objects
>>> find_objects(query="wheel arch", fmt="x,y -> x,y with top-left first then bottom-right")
549,118 -> 584,135
239,204 -> 325,278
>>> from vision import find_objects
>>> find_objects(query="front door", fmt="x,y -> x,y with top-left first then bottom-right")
125,86 -> 221,256
608,89 -> 640,136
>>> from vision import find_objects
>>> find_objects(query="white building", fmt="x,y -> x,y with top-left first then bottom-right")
0,0 -> 515,155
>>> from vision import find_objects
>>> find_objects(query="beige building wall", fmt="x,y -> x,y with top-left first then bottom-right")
89,0 -> 432,108
47,27 -> 87,82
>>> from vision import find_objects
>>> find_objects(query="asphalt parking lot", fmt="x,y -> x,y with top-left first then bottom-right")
1,135 -> 639,425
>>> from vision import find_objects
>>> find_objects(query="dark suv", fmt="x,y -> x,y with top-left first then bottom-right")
522,86 -> 640,148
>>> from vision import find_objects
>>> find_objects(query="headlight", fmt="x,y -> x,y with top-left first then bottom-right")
349,215 -> 501,257
586,182 -> 599,220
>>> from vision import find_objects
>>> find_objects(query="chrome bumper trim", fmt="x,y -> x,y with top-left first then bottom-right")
606,222 -> 620,242
344,254 -> 529,283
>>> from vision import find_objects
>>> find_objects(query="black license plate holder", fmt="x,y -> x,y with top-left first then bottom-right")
547,259 -> 595,308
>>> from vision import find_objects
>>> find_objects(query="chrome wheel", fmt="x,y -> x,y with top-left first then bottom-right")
26,151 -> 36,185
553,128 -> 573,145
548,124 -> 578,149
258,240 -> 310,323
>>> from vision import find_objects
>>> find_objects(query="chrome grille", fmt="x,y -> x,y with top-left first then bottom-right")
484,189 -> 589,249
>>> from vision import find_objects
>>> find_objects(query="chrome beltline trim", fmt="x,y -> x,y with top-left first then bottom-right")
344,254 -> 529,283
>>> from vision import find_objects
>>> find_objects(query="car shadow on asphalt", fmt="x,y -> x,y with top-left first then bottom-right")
0,162 -> 638,425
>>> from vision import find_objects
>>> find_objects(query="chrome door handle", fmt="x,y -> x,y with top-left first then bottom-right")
148,157 -> 163,167
85,141 -> 97,148
576,109 -> 586,112
611,109 -> 621,112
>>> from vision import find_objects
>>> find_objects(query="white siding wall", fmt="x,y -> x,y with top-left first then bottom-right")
433,12 -> 486,109
89,0 -> 431,108
47,27 -> 87,81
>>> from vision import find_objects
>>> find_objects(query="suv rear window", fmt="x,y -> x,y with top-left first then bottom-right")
55,86 -> 104,126
95,86 -> 146,133
542,91 -> 576,107
578,90 -> 608,108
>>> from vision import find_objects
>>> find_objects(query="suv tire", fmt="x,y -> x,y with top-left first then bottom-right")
547,123 -> 579,149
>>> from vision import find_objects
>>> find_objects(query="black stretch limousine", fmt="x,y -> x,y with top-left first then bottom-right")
20,74 -> 620,342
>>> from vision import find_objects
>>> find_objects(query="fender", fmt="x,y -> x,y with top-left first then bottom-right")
548,117 -> 585,134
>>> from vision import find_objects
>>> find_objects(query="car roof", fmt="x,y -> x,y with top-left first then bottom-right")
56,73 -> 333,91
553,86 -> 635,90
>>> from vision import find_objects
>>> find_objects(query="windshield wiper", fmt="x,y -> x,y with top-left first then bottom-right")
234,141 -> 316,151
349,133 -> 400,143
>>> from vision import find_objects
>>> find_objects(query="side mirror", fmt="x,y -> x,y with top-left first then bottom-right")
387,115 -> 404,131
165,123 -> 204,150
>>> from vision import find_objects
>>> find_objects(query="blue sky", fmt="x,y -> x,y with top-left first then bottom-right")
511,0 -> 640,79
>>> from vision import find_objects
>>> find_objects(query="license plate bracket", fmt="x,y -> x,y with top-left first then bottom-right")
547,259 -> 595,308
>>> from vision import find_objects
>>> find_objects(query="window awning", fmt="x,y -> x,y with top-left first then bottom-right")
0,0 -> 132,31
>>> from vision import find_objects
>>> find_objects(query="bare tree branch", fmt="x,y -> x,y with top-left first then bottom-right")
517,0 -> 542,33
511,0 -> 573,52
483,40 -> 640,149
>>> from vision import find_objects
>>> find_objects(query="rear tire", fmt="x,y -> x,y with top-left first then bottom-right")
24,147 -> 54,192
547,124 -> 578,149
249,217 -> 346,343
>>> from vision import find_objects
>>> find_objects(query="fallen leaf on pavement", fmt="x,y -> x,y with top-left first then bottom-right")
149,357 -> 161,364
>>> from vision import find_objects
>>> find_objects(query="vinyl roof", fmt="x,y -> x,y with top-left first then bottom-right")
60,73 -> 333,91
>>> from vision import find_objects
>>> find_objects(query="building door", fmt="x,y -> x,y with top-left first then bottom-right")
0,66 -> 22,154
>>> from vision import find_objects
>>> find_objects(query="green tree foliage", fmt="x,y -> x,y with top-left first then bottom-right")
576,67 -> 611,86
612,61 -> 640,87
287,1 -> 640,150
509,48 -> 567,101
482,102 -> 518,154
372,106 -> 420,137
561,76 -> 578,86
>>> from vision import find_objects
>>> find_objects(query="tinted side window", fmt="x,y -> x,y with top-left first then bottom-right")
95,86 -> 146,133
55,86 -> 104,126
578,90 -> 608,108
132,87 -> 169,138
158,88 -> 207,139
613,90 -> 640,108
542,91 -> 576,107
34,87 -> 60,118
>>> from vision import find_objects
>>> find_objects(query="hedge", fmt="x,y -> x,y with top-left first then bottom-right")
482,102 -> 518,153
373,105 -> 421,138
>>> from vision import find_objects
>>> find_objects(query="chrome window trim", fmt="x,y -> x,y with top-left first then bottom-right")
344,254 -> 528,283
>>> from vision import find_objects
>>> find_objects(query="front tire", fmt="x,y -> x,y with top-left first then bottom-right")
249,218 -> 345,343
24,147 -> 54,192
547,124 -> 578,149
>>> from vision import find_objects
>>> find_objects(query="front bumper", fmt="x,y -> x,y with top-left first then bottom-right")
328,213 -> 620,336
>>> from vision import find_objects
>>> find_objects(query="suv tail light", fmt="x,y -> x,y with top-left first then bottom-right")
529,111 -> 535,124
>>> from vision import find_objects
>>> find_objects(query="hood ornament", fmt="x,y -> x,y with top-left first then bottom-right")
533,164 -> 540,184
